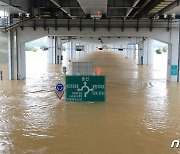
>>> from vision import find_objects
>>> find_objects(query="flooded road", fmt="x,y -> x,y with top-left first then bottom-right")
0,51 -> 180,154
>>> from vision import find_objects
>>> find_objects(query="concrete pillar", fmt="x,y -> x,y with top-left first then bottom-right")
71,40 -> 76,60
167,28 -> 180,82
124,44 -> 128,58
91,44 -> 95,52
118,44 -> 123,55
116,44 -> 119,54
8,29 -> 26,80
54,36 -> 58,64
89,44 -> 91,53
135,44 -> 139,64
85,44 -> 88,54
137,38 -> 153,65
48,36 -> 55,64
48,36 -> 62,65
128,45 -> 131,58
88,44 -> 90,53
113,44 -> 116,53
119,44 -> 123,54
127,44 -> 134,59
75,42 -> 79,59
137,41 -> 143,65
81,44 -> 84,56
147,39 -> 153,65
56,37 -> 62,64
8,29 -> 17,80
17,42 -> 26,80
67,41 -> 71,61
89,44 -> 94,53
90,44 -> 94,52
123,44 -> 127,56
120,44 -> 124,56
85,44 -> 88,55
90,44 -> 96,52
86,44 -> 89,53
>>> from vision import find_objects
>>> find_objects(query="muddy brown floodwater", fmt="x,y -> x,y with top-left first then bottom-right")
0,51 -> 180,154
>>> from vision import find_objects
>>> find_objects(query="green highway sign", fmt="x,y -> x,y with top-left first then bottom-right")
66,76 -> 106,102
171,65 -> 177,76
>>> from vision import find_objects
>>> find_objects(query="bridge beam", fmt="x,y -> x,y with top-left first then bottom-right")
137,38 -> 154,65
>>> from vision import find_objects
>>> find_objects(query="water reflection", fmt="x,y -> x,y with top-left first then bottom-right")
144,81 -> 168,131
0,51 -> 180,153
0,103 -> 13,152
24,51 -> 62,133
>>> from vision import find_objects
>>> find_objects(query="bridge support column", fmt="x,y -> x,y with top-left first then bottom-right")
127,44 -> 135,59
85,44 -> 89,54
167,28 -> 180,82
90,44 -> 93,52
121,44 -> 126,56
137,41 -> 143,65
127,45 -> 130,58
124,44 -> 128,58
87,44 -> 94,53
71,40 -> 76,60
48,36 -> 56,64
8,29 -> 17,80
56,37 -> 62,64
67,41 -> 71,61
86,44 -> 90,53
17,42 -> 26,80
8,29 -> 26,80
93,44 -> 96,52
137,38 -> 153,65
67,40 -> 76,61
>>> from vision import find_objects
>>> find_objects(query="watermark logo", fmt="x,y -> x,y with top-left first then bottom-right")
55,84 -> 64,99
171,140 -> 180,148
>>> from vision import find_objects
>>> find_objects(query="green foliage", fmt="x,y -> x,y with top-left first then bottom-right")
61,45 -> 66,51
162,47 -> 168,53
155,47 -> 168,54
32,48 -> 38,52
156,48 -> 162,54
40,45 -> 48,51
25,46 -> 31,51
25,45 -> 38,52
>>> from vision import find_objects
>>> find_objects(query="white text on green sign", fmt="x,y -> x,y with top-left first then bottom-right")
66,76 -> 106,102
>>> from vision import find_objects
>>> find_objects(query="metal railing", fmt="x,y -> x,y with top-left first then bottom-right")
0,17 -> 21,28
0,14 -> 11,27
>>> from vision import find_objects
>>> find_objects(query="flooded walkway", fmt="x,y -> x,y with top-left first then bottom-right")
0,51 -> 180,154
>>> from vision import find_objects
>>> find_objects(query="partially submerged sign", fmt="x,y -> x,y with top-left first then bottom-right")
66,76 -> 106,102
55,84 -> 64,99
171,65 -> 177,76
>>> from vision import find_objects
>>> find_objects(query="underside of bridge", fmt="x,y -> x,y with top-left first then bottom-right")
0,0 -> 180,20
0,0 -> 180,30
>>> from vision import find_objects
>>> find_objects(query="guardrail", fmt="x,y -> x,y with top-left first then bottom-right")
0,17 -> 9,28
0,17 -> 20,28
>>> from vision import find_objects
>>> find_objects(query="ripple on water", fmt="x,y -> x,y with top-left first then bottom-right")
0,51 -> 180,154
